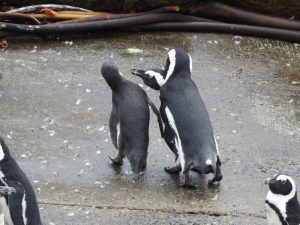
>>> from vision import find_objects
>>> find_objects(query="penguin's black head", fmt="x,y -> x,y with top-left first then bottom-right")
101,59 -> 123,90
0,136 -> 11,162
163,48 -> 192,79
267,174 -> 296,196
131,69 -> 161,90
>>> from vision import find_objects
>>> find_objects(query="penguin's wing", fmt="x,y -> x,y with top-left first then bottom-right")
0,186 -> 16,195
7,180 -> 26,225
146,96 -> 164,138
109,102 -> 119,149
159,101 -> 178,156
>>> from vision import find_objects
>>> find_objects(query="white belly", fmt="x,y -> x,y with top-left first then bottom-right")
0,196 -> 14,225
266,203 -> 283,225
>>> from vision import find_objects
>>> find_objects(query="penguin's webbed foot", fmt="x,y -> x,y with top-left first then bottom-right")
109,155 -> 123,166
180,182 -> 197,189
164,165 -> 181,174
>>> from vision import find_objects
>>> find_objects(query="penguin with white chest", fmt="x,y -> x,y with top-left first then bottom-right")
265,174 -> 300,225
0,136 -> 42,225
101,59 -> 163,175
132,48 -> 223,187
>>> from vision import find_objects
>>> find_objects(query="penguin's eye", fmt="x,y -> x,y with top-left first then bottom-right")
281,180 -> 286,184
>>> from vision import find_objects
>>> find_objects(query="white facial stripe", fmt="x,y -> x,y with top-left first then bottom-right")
276,175 -> 292,183
266,175 -> 297,221
165,106 -> 185,171
0,144 -> 5,161
188,53 -> 192,73
145,70 -> 164,86
22,193 -> 27,225
164,49 -> 176,84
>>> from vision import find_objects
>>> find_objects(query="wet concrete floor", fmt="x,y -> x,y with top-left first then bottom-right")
0,32 -> 299,224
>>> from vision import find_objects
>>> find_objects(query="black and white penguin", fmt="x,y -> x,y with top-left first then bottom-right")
265,174 -> 300,225
101,59 -> 163,175
0,186 -> 15,225
131,48 -> 223,187
0,136 -> 42,225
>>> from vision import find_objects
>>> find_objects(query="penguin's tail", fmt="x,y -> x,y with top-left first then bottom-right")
188,160 -> 215,174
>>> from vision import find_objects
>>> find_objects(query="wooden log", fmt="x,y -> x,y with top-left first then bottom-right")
1,0 -> 300,18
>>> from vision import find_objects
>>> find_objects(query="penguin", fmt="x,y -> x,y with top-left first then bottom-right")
101,59 -> 163,175
0,186 -> 15,225
0,136 -> 43,225
131,48 -> 223,188
265,174 -> 300,225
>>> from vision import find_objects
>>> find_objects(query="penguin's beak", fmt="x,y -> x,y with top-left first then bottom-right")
264,178 -> 270,185
131,69 -> 145,78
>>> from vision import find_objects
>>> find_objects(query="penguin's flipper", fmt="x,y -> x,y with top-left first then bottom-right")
0,186 -> 16,195
7,181 -> 26,225
109,103 -> 119,149
208,157 -> 223,186
160,102 -> 177,156
146,96 -> 164,138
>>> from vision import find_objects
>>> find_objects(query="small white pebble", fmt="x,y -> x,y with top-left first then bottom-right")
86,89 -> 91,93
77,169 -> 84,176
76,99 -> 82,105
87,107 -> 93,111
96,150 -> 101,155
67,212 -> 75,217
21,154 -> 28,159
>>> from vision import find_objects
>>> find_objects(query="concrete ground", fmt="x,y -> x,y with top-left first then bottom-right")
0,32 -> 299,225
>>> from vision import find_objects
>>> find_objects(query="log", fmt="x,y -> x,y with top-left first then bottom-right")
1,0 -> 299,18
